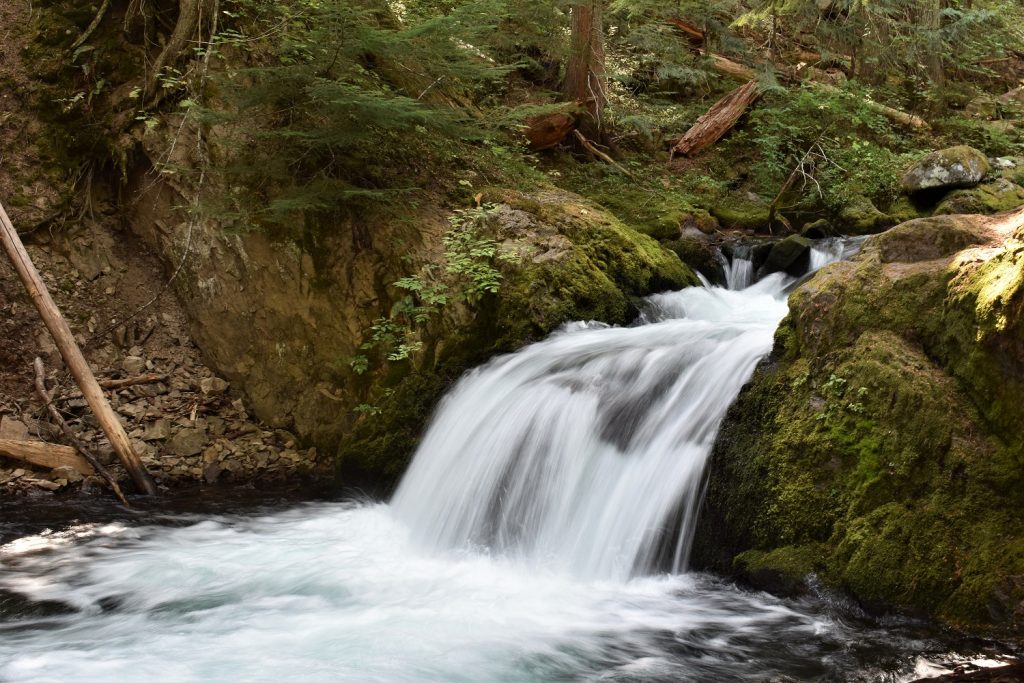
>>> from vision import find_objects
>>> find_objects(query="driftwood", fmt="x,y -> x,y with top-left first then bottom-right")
35,358 -> 130,506
572,130 -> 635,178
671,80 -> 761,159
0,198 -> 157,494
0,439 -> 94,474
524,112 -> 577,151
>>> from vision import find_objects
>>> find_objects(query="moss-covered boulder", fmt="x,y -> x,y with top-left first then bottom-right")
664,234 -> 725,284
901,145 -> 990,194
934,178 -> 1024,216
758,235 -> 812,278
695,209 -> 1024,637
835,195 -> 890,235
337,189 -> 698,487
711,194 -> 771,231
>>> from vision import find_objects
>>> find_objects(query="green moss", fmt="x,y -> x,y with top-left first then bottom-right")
934,179 -> 1024,216
336,188 -> 698,486
697,213 -> 1024,636
710,195 -> 770,231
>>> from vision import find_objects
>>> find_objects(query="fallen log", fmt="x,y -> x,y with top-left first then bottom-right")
35,358 -> 130,506
0,438 -> 95,474
99,374 -> 168,390
697,50 -> 930,130
671,79 -> 761,159
666,17 -> 704,48
0,198 -> 157,495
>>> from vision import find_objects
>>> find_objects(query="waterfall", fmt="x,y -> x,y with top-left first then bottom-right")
392,237 -> 857,579
391,280 -> 786,579
724,244 -> 754,290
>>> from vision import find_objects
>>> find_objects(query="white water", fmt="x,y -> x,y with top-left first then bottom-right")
0,239 -> 955,681
391,275 -> 789,578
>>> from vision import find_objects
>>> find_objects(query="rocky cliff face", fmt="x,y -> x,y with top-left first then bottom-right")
695,209 -> 1024,637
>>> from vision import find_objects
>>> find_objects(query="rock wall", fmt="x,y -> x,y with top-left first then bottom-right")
695,209 -> 1024,637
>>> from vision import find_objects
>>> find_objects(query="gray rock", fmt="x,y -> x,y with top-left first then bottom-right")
200,377 -> 229,396
51,465 -> 84,483
122,355 -> 146,374
141,419 -> 171,441
901,146 -> 990,194
166,427 -> 208,457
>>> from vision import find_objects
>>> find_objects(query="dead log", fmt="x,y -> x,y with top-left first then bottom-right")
35,358 -> 130,506
666,17 -> 704,48
0,198 -> 157,495
0,439 -> 95,474
99,374 -> 168,390
671,79 -> 761,159
814,83 -> 930,130
697,50 -> 930,130
524,112 -> 577,151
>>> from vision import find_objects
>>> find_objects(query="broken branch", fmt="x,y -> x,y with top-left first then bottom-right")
35,358 -> 131,507
572,130 -> 635,178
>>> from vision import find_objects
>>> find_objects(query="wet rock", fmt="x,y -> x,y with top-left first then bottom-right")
758,235 -> 813,278
901,146 -> 990,194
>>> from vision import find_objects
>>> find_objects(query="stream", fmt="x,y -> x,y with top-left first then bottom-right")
0,239 -> 1009,682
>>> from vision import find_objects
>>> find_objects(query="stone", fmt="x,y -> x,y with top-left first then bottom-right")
200,377 -> 229,395
758,235 -> 813,278
901,146 -> 990,194
0,417 -> 30,441
141,419 -> 171,441
933,178 -> 1024,216
122,355 -> 146,374
166,427 -> 208,457
50,466 -> 84,483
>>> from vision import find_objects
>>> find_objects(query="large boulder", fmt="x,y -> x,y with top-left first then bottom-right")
694,209 -> 1024,637
900,146 -> 990,194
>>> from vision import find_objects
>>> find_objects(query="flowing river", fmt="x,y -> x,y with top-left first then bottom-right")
0,239 -> 996,681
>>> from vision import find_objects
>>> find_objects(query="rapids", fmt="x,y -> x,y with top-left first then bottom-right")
0,239 -> 994,681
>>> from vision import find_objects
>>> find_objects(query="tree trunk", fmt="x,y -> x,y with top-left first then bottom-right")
0,199 -> 158,495
671,80 -> 761,158
562,1 -> 607,141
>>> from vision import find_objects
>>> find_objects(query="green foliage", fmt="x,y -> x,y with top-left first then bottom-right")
350,203 -> 513,371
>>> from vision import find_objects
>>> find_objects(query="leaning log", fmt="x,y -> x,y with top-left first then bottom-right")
0,199 -> 157,495
0,439 -> 95,475
671,79 -> 761,159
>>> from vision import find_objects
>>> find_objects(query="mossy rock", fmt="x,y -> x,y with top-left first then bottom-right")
758,235 -> 812,278
664,235 -> 725,284
336,188 -> 698,487
711,195 -> 771,232
695,212 -> 1024,637
901,145 -> 990,195
834,195 -> 890,235
934,178 -> 1024,216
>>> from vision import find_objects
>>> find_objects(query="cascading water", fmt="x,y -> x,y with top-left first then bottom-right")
0,236 -> 982,682
391,275 -> 789,578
